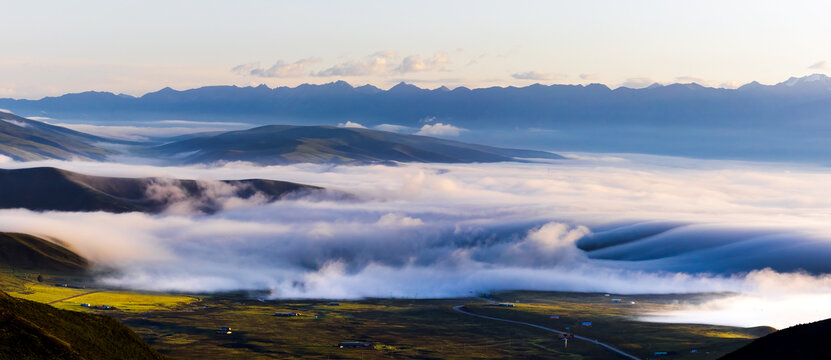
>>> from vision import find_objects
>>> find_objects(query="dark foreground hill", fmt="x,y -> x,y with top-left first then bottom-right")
0,290 -> 164,360
720,318 -> 831,360
149,125 -> 564,165
0,233 -> 88,273
0,167 -> 321,213
0,111 -> 113,161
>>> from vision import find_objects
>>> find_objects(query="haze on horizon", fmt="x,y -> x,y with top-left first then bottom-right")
2,0 -> 831,99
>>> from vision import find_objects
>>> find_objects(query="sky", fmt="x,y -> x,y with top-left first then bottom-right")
2,0 -> 831,98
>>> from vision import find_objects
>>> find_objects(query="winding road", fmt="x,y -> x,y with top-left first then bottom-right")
452,303 -> 641,360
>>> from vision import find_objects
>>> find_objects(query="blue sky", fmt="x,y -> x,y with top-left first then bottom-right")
2,0 -> 830,98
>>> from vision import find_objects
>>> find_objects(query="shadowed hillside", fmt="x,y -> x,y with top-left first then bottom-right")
0,111 -> 114,161
0,167 -> 322,213
0,290 -> 164,360
0,233 -> 88,273
149,125 -> 564,165
720,318 -> 831,360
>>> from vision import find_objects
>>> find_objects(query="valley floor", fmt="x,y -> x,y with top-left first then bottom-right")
0,269 -> 772,359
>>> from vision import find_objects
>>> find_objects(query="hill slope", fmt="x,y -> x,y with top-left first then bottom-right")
0,167 -> 321,213
0,233 -> 88,273
149,125 -> 563,165
0,290 -> 163,360
0,111 -> 113,161
720,318 -> 831,360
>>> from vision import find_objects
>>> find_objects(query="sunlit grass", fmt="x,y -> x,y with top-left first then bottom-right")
0,271 -> 196,313
10,284 -> 89,303
54,291 -> 197,312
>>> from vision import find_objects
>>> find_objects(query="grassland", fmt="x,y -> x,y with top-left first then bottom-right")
0,269 -> 196,313
104,291 -> 769,360
0,269 -> 772,359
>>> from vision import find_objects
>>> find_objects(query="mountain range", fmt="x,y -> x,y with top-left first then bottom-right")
1,75 -> 829,128
3,74 -> 831,161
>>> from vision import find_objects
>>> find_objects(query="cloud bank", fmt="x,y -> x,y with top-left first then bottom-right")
512,71 -> 565,81
2,155 -> 831,327
809,60 -> 830,70
415,122 -> 465,137
232,58 -> 320,78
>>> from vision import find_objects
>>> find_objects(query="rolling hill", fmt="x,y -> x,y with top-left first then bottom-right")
720,317 -> 831,360
0,289 -> 164,360
0,233 -> 88,273
148,125 -> 564,165
0,167 -> 322,213
0,111 -> 114,161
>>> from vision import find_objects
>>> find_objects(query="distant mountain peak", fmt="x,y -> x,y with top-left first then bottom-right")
434,85 -> 451,92
738,80 -> 764,90
388,82 -> 423,93
329,80 -> 353,88
778,73 -> 831,87
355,84 -> 382,94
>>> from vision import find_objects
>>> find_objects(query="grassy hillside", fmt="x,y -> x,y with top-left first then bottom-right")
0,233 -> 87,273
0,167 -> 322,213
149,125 -> 563,165
0,290 -> 164,360
0,111 -> 114,161
720,318 -> 831,360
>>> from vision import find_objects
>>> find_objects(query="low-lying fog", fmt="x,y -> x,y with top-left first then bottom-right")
1,153 -> 831,329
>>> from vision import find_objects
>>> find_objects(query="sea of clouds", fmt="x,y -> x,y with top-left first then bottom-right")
2,153 -> 831,328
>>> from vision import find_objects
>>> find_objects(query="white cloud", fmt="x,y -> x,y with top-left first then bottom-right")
313,51 -> 398,77
313,51 -> 450,77
674,76 -> 708,84
718,81 -> 742,89
376,213 -> 423,227
374,124 -> 414,133
0,108 -> 13,114
336,121 -> 366,129
395,53 -> 449,73
511,71 -> 565,81
809,60 -> 830,70
415,122 -> 466,137
1,119 -> 28,127
621,77 -> 658,89
579,73 -> 598,80
232,58 -> 320,78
